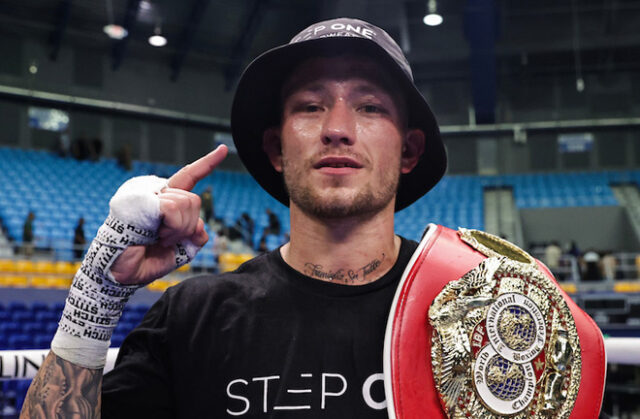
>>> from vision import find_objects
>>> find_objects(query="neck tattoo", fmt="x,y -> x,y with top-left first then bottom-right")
303,253 -> 387,284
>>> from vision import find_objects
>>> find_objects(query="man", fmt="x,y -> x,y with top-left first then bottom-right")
21,16 -> 610,418
22,18 -> 442,418
22,211 -> 35,257
543,240 -> 562,278
73,217 -> 86,260
200,185 -> 214,225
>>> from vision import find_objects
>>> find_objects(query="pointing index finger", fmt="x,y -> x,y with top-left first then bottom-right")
167,145 -> 228,191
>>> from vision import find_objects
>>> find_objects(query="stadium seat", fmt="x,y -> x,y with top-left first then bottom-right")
34,334 -> 53,349
30,276 -> 51,288
0,322 -> 21,335
111,333 -> 127,348
13,260 -> 36,273
55,261 -> 77,275
34,260 -> 56,274
6,275 -> 29,287
8,334 -> 33,350
0,259 -> 15,272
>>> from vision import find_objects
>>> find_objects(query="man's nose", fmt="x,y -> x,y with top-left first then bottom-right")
321,101 -> 355,146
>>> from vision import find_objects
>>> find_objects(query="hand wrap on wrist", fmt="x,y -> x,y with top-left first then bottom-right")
51,175 -> 201,368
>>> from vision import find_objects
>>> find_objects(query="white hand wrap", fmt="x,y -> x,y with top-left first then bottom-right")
51,175 -> 201,368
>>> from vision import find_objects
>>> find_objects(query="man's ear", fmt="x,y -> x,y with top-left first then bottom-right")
401,129 -> 425,174
262,127 -> 283,172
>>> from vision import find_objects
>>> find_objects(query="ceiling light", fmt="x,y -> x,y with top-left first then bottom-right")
423,14 -> 443,26
103,24 -> 128,40
149,25 -> 167,47
423,0 -> 443,26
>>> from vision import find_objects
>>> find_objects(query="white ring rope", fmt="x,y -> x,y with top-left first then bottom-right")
0,338 -> 638,381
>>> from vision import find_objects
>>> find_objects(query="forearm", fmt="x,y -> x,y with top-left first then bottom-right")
20,351 -> 102,419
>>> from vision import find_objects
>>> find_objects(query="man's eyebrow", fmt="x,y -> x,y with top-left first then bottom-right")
351,83 -> 389,96
285,82 -> 326,96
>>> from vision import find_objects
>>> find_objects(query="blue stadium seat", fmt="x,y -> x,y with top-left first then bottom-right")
12,312 -> 34,323
34,334 -> 53,349
23,322 -> 45,335
111,333 -> 127,348
8,302 -> 28,312
8,334 -> 33,349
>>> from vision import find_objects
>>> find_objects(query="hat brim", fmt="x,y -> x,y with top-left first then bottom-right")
231,36 -> 447,211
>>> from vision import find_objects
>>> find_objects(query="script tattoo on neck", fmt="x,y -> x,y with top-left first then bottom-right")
303,264 -> 345,282
303,253 -> 386,284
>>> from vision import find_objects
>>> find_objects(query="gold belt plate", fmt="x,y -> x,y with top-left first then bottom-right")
429,230 -> 580,418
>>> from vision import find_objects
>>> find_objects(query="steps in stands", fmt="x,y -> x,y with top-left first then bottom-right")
483,187 -> 525,248
612,184 -> 640,243
0,229 -> 13,258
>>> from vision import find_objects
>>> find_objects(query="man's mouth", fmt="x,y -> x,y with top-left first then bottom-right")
313,157 -> 363,170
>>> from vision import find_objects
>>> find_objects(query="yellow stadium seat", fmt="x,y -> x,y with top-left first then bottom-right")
218,252 -> 254,272
238,254 -> 254,264
177,263 -> 190,272
14,260 -> 37,273
614,281 -> 640,293
55,261 -> 77,275
0,259 -> 15,272
0,274 -> 11,286
35,260 -> 57,274
7,275 -> 29,287
51,277 -> 72,289
30,276 -> 50,288
148,280 -> 171,292
218,253 -> 236,273
559,283 -> 577,294
146,281 -> 161,291
218,253 -> 234,263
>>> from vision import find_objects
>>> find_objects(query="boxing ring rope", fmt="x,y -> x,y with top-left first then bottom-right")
1,338 -> 639,381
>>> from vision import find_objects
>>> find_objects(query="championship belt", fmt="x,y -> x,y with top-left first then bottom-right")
384,224 -> 606,418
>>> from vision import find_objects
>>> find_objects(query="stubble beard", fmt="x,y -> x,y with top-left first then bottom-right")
282,156 -> 401,219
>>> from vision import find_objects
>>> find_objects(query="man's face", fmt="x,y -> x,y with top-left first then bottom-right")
264,55 -> 423,219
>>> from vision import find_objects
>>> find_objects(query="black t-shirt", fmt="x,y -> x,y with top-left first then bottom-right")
102,238 -> 418,418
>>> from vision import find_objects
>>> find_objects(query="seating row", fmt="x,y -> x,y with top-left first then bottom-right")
5,146 -> 640,249
0,301 -> 151,350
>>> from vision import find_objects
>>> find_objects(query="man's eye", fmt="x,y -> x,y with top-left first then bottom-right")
361,104 -> 383,113
304,104 -> 322,112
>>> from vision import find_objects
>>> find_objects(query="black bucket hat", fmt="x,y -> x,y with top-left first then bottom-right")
231,17 -> 446,211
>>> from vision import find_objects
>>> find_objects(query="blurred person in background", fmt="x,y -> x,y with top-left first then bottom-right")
264,208 -> 281,236
22,211 -> 35,257
234,212 -> 254,246
544,240 -> 562,278
213,226 -> 229,259
567,240 -> 581,259
601,251 -> 617,281
54,128 -> 71,157
73,217 -> 86,260
582,249 -> 601,281
116,144 -> 132,171
200,186 -> 214,225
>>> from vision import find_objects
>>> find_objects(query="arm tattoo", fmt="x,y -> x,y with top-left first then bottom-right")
20,351 -> 102,419
304,253 -> 386,284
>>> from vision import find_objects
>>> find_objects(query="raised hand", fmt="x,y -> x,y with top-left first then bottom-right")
110,144 -> 228,285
